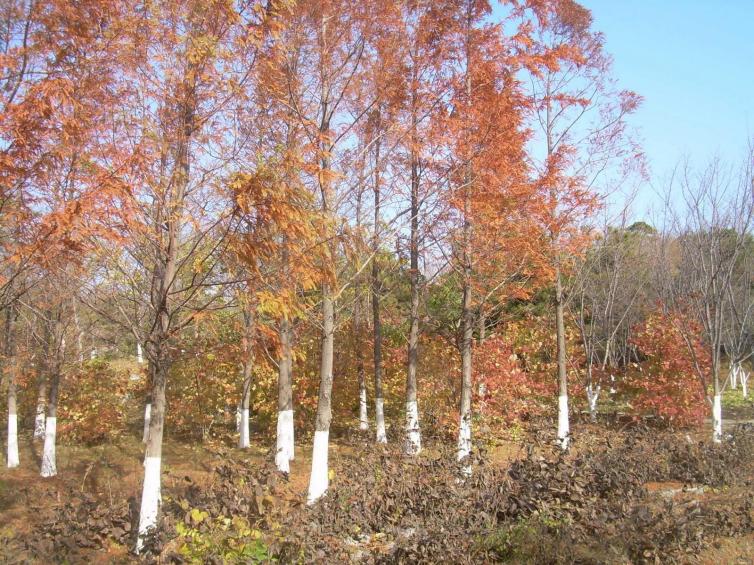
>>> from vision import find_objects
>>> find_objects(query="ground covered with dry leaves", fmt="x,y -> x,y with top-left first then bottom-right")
1,419 -> 753,564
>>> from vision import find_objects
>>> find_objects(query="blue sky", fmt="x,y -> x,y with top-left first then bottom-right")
582,0 -> 754,215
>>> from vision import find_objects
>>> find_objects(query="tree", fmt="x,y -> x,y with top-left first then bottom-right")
528,0 -> 641,449
655,155 -> 754,442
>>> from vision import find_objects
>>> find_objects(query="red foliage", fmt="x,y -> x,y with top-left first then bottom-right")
627,311 -> 708,427
474,334 -> 554,423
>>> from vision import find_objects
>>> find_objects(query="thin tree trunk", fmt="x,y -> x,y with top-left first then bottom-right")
136,65 -> 194,551
275,316 -> 294,473
457,20 -> 473,476
555,265 -> 570,450
143,361 -> 154,443
239,304 -> 255,449
136,347 -> 168,551
457,256 -> 473,476
477,309 -> 486,345
137,342 -> 144,364
308,53 -> 337,502
741,370 -> 749,398
73,299 -> 83,363
33,376 -> 47,440
712,372 -> 722,443
405,79 -> 421,455
355,292 -> 368,432
372,258 -> 385,443
40,324 -> 62,478
371,125 -> 386,444
586,382 -> 600,423
5,305 -> 19,468
307,286 -> 335,504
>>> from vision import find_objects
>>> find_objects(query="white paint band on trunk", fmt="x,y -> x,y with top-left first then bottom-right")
359,388 -> 369,431
136,456 -> 162,554
457,414 -> 472,461
307,430 -> 329,504
457,414 -> 472,478
557,395 -> 570,450
587,385 -> 600,416
405,400 -> 421,455
7,411 -> 19,468
712,394 -> 722,443
40,416 -> 57,477
142,403 -> 152,443
375,397 -> 387,443
275,409 -> 294,472
239,408 -> 250,448
34,412 -> 45,439
137,342 -> 144,364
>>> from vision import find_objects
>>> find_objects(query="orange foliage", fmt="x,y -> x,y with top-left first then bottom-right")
626,310 -> 708,427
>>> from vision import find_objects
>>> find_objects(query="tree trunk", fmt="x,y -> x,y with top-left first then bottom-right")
143,361 -> 154,443
457,36 -> 473,476
366,120 -> 386,445
33,377 -> 47,440
136,66 -> 194,551
354,286 -> 368,432
405,82 -> 421,455
137,342 -> 144,364
457,277 -> 473,476
73,299 -> 84,363
555,265 -> 570,450
712,372 -> 722,443
275,316 -> 294,473
136,349 -> 168,551
5,305 -> 19,468
307,286 -> 335,504
741,370 -> 749,398
586,382 -> 600,423
40,349 -> 61,478
239,304 -> 255,449
372,265 -> 386,443
477,309 -> 486,345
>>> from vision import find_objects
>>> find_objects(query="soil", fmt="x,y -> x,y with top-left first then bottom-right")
1,419 -> 752,564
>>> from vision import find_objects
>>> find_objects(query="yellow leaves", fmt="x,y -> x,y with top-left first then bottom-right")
186,34 -> 218,66
190,508 -> 209,525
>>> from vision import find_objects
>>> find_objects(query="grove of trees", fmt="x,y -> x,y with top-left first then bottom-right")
1,0 -> 753,556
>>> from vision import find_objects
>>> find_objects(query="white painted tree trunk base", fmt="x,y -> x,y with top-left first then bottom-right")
405,400 -> 421,455
40,417 -> 57,477
142,403 -> 151,443
275,410 -> 294,473
7,412 -> 19,468
557,395 -> 570,450
740,372 -> 749,399
34,402 -> 46,440
359,388 -> 369,431
137,343 -> 144,364
457,414 -> 472,477
375,398 -> 387,444
712,394 -> 722,443
307,430 -> 329,504
586,385 -> 600,422
136,456 -> 162,554
239,408 -> 250,449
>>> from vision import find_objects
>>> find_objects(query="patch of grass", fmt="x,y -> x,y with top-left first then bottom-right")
722,388 -> 753,410
476,514 -> 621,564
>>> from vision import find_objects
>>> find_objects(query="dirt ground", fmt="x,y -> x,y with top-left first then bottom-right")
1,417 -> 753,564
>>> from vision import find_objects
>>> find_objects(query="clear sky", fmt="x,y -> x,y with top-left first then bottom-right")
582,0 -> 754,216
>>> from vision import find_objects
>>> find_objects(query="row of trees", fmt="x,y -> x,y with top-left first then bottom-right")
1,0 -> 751,554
